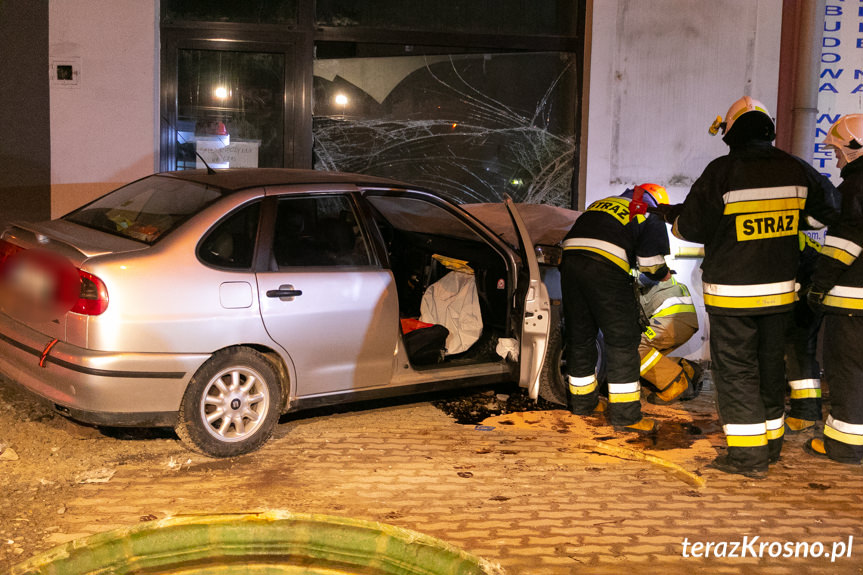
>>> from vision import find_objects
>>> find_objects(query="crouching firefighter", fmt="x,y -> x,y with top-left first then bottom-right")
637,271 -> 703,404
561,183 -> 671,433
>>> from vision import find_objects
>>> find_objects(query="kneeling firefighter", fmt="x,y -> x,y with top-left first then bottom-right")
561,183 -> 671,432
637,271 -> 703,404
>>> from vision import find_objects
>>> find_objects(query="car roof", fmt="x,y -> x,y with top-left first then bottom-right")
463,203 -> 580,246
160,168 -> 412,192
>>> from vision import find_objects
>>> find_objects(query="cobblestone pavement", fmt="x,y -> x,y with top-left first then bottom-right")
2,372 -> 863,575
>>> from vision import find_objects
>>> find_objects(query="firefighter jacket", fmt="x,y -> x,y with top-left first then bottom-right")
811,158 -> 863,315
562,192 -> 670,280
638,276 -> 699,383
673,141 -> 838,316
640,275 -> 698,324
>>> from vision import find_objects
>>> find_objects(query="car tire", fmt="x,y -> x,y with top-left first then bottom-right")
539,307 -> 567,405
176,347 -> 282,458
539,307 -> 606,406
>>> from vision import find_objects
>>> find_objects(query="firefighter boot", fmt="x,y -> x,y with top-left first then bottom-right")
805,437 -> 863,465
567,376 -> 600,416
785,417 -> 816,433
708,454 -> 768,479
615,417 -> 657,434
648,371 -> 689,405
677,359 -> 704,401
804,438 -> 828,458
593,397 -> 608,413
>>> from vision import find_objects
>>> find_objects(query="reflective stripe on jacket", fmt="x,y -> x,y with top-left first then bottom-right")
562,193 -> 670,277
813,160 -> 863,315
674,142 -> 838,316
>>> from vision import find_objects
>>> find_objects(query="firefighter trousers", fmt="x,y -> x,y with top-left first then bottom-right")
639,314 -> 698,401
709,312 -> 791,469
561,252 -> 642,426
822,315 -> 863,463
784,299 -> 823,421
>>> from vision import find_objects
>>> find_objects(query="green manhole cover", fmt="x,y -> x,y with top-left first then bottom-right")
11,511 -> 503,575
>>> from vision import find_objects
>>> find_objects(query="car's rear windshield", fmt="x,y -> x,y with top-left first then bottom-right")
63,176 -> 224,245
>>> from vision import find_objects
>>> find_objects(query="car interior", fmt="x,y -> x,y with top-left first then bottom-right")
365,194 -> 513,369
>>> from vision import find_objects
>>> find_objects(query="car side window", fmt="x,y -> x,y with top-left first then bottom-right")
198,201 -> 260,269
272,195 -> 371,267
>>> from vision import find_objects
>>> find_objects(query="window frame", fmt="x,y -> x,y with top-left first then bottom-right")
159,2 -> 586,208
254,192 -> 379,272
196,199 -> 264,271
160,24 -> 313,171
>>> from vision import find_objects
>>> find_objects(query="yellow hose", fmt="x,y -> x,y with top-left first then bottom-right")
575,439 -> 707,488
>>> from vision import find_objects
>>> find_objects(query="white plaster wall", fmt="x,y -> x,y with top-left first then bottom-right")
585,0 -> 784,359
49,0 -> 158,218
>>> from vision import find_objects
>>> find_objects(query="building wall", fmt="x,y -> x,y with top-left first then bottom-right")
0,0 -> 50,230
48,0 -> 158,218
585,0 -> 784,359
40,0 -> 788,359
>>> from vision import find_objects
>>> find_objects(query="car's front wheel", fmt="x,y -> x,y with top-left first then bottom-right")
176,347 -> 282,458
539,309 -> 606,406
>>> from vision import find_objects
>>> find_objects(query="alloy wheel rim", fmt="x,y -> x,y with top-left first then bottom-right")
200,366 -> 270,442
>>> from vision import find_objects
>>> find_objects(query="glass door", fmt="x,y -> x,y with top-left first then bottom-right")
161,32 -> 311,171
175,49 -> 285,170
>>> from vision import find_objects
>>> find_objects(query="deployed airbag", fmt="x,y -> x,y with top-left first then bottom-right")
420,271 -> 483,355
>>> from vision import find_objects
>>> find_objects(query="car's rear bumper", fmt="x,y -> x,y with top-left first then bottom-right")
0,312 -> 209,427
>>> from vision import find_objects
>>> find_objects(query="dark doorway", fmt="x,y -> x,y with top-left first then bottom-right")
0,0 -> 51,228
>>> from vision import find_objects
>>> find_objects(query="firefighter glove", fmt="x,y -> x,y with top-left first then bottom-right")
650,203 -> 683,225
806,289 -> 826,312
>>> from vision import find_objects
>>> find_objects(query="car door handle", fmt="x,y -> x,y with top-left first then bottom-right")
266,285 -> 303,300
267,289 -> 303,297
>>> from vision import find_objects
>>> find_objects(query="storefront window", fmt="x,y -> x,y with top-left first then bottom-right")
313,50 -> 577,206
175,49 -> 285,170
161,1 -> 584,202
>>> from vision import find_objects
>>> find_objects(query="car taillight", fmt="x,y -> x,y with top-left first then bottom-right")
0,238 -> 24,269
72,270 -> 109,315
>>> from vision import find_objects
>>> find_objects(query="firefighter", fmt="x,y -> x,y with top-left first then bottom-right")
561,183 -> 670,433
662,96 -> 838,478
637,271 -> 703,404
784,233 -> 824,433
806,113 -> 863,465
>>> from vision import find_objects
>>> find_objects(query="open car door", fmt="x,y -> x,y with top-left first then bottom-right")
504,198 -> 551,399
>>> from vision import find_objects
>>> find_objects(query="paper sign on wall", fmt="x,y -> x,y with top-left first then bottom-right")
196,139 -> 261,169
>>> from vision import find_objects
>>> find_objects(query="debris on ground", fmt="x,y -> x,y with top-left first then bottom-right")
74,468 -> 116,484
432,385 -> 560,424
167,457 -> 193,471
0,444 -> 18,461
433,382 -> 720,488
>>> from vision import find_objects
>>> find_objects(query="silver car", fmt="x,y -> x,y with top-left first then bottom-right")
0,169 -> 549,457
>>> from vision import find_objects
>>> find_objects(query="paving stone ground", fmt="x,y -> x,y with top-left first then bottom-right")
2,372 -> 863,575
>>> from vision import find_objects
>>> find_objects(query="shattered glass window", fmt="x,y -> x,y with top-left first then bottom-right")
312,51 -> 578,207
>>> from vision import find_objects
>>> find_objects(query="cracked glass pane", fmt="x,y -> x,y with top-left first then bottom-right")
313,51 -> 578,206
